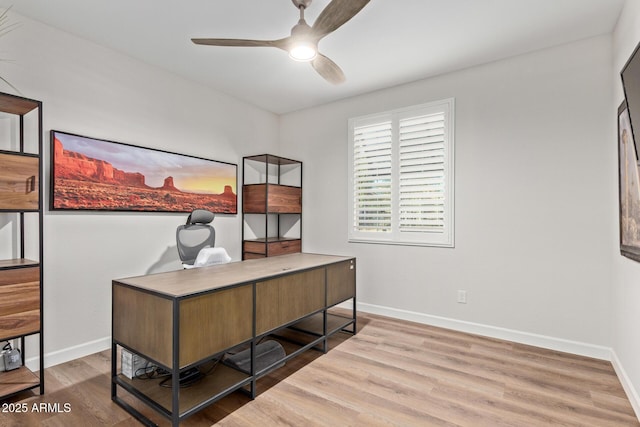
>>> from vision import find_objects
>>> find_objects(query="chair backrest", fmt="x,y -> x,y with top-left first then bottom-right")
176,209 -> 215,265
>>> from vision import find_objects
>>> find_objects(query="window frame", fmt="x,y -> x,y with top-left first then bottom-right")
347,98 -> 455,247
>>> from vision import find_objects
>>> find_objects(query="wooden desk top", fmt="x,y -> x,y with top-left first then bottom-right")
112,252 -> 354,298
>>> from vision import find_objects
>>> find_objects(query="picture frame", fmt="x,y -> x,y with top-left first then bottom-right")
50,130 -> 237,213
618,101 -> 640,262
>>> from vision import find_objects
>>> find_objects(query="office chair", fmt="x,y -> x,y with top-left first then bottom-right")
176,209 -> 230,268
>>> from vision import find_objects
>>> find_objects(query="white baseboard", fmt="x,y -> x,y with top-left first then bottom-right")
25,336 -> 111,371
355,302 -> 612,360
611,350 -> 640,420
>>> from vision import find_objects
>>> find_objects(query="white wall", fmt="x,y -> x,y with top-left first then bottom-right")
612,0 -> 640,415
280,35 -> 615,356
0,13 -> 279,366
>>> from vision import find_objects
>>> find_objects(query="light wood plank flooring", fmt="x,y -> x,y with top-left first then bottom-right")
0,312 -> 637,426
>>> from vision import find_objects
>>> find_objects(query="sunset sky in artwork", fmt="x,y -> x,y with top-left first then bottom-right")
55,132 -> 236,194
179,176 -> 234,194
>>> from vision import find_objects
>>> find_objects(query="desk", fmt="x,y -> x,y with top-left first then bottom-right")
111,253 -> 356,426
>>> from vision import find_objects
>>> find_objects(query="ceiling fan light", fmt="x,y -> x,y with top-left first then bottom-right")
289,42 -> 317,61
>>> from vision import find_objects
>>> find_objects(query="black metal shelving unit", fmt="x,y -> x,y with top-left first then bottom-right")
0,92 -> 44,399
242,154 -> 303,259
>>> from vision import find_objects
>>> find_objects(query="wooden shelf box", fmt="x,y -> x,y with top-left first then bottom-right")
0,153 -> 39,211
0,265 -> 40,339
243,184 -> 302,213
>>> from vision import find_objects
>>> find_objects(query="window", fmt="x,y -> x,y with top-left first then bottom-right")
348,98 -> 454,247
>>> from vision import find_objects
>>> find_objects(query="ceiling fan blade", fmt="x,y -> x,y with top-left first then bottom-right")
311,0 -> 370,40
192,38 -> 289,51
311,53 -> 345,84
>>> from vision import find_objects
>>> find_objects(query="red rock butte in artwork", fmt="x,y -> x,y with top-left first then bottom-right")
52,137 -> 237,213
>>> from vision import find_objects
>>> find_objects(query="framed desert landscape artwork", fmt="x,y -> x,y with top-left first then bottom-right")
618,101 -> 640,262
50,130 -> 237,213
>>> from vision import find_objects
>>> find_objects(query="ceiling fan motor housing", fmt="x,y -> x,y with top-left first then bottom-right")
292,0 -> 313,9
192,0 -> 371,84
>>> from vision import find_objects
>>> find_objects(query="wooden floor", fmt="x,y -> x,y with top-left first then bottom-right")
1,312 -> 638,426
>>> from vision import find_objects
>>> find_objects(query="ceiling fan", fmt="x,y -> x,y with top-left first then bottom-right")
191,0 -> 370,84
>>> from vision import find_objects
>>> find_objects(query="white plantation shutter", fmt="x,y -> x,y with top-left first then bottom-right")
348,98 -> 454,247
398,113 -> 446,232
353,121 -> 392,232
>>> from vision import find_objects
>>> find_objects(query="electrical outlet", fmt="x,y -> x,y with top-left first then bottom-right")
457,290 -> 467,304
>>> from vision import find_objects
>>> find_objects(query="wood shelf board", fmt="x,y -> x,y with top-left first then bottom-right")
0,366 -> 40,396
242,183 -> 301,189
242,210 -> 301,215
117,364 -> 249,414
0,150 -> 39,158
0,259 -> 39,270
244,237 -> 301,244
289,312 -> 355,336
0,209 -> 39,213
244,154 -> 301,166
0,96 -> 40,116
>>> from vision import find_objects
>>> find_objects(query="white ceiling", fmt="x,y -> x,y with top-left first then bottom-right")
3,0 -> 626,114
